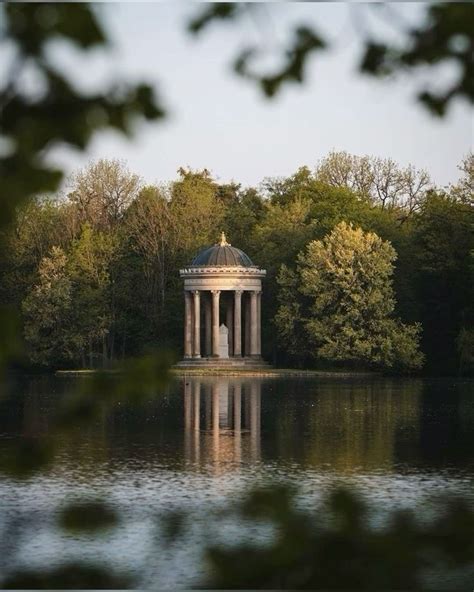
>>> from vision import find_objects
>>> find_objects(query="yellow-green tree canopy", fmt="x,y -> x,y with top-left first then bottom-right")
276,221 -> 424,370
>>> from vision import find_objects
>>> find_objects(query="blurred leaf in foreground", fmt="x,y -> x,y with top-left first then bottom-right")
0,436 -> 53,478
0,2 -> 165,375
205,485 -> 474,590
189,3 -> 474,116
0,351 -> 173,479
58,500 -> 118,534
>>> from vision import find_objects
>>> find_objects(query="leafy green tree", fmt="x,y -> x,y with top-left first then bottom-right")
273,265 -> 308,364
0,3 -> 163,375
125,185 -> 178,313
122,185 -> 180,350
169,168 -> 226,258
0,198 -> 71,309
22,247 -> 81,366
261,165 -> 401,241
68,224 -> 120,368
252,166 -> 409,364
410,191 -> 474,374
254,198 -> 316,272
22,224 -> 121,369
222,187 -> 265,254
3,154 -> 470,373
276,221 -> 423,370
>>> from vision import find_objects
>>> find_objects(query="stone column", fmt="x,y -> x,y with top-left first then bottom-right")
184,291 -> 193,358
234,290 -> 242,357
245,295 -> 250,356
193,290 -> 201,358
211,290 -> 220,357
226,297 -> 233,357
257,290 -> 262,356
250,290 -> 259,357
204,295 -> 212,357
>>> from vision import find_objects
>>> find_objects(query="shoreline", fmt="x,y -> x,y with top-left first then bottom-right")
55,368 -> 379,378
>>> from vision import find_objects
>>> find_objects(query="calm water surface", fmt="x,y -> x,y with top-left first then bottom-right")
0,375 -> 473,587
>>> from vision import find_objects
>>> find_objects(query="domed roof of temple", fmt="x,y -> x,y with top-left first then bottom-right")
191,232 -> 255,267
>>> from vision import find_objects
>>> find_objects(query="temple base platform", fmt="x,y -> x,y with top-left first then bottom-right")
174,356 -> 272,370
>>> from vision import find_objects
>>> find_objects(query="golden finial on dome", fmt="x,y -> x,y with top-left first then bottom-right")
219,231 -> 230,246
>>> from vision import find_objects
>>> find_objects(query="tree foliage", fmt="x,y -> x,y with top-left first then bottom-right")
189,3 -> 474,115
0,3 -> 164,377
169,167 -> 226,256
0,6 -> 472,588
1,153 -> 471,374
410,191 -> 474,374
22,246 -> 78,366
205,484 -> 474,590
0,4 -> 163,229
1,3 -> 471,377
276,222 -> 424,370
22,225 -> 120,368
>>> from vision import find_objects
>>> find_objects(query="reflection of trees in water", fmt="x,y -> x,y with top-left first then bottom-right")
1,376 -> 265,475
0,377 -> 109,470
271,379 -> 422,472
1,375 -> 473,590
0,376 -> 179,473
5,376 -> 474,477
181,376 -> 425,474
183,378 -> 262,473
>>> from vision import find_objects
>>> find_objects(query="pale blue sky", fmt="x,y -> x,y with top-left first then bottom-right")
47,3 -> 472,188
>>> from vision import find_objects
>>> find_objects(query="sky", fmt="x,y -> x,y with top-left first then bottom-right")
46,3 -> 473,189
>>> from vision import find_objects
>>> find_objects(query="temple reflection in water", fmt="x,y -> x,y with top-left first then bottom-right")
183,377 -> 262,469
7,375 -> 473,477
180,375 -> 430,474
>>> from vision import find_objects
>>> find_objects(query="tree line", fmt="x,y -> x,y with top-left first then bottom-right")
0,151 -> 472,374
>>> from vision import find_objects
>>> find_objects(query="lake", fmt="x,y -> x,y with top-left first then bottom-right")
0,374 -> 473,588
